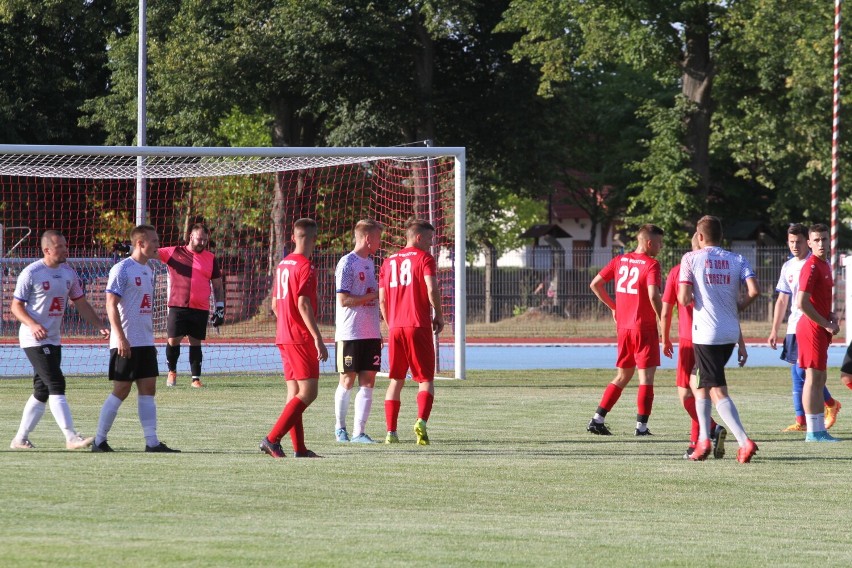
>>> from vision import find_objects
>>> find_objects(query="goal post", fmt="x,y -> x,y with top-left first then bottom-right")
0,144 -> 466,380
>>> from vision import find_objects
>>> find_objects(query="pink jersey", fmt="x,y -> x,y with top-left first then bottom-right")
274,253 -> 318,345
798,255 -> 833,323
157,246 -> 221,310
379,246 -> 437,329
598,252 -> 661,331
662,264 -> 692,341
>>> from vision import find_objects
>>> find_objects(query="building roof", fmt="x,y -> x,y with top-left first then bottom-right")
519,224 -> 572,239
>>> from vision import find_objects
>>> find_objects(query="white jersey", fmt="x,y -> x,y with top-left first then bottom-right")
679,246 -> 756,345
775,254 -> 810,335
13,260 -> 85,348
106,257 -> 155,348
334,251 -> 381,341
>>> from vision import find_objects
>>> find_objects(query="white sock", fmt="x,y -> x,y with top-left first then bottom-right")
353,387 -> 374,437
96,394 -> 123,445
695,397 -> 712,441
806,413 -> 826,433
138,395 -> 159,447
48,394 -> 77,441
715,397 -> 749,446
15,395 -> 46,441
334,385 -> 351,430
592,413 -> 606,423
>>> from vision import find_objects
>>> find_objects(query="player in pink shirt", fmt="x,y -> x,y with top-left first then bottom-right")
379,219 -> 445,445
587,224 -> 664,436
157,223 -> 225,388
260,218 -> 328,458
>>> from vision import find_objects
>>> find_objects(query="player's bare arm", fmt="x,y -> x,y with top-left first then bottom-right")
738,277 -> 760,312
737,328 -> 748,367
10,298 -> 47,341
424,274 -> 445,334
797,290 -> 839,335
768,292 -> 790,349
661,301 -> 674,359
378,287 -> 388,323
297,295 -> 329,361
106,293 -> 131,358
589,274 -> 615,321
72,297 -> 110,339
677,282 -> 694,307
337,290 -> 378,308
648,283 -> 663,322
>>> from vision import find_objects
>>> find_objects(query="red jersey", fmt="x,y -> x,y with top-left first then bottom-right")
379,246 -> 436,329
798,255 -> 833,323
274,253 -> 318,345
158,246 -> 222,310
662,264 -> 692,341
598,252 -> 661,331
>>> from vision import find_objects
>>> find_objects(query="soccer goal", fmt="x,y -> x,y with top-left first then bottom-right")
0,145 -> 466,379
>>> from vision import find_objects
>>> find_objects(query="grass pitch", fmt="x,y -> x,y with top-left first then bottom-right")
1,368 -> 851,567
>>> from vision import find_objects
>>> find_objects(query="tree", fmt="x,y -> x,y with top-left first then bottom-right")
0,0 -> 116,144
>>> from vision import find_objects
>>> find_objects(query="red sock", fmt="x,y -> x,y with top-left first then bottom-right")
599,384 -> 624,412
796,415 -> 806,426
290,413 -> 307,453
417,391 -> 434,421
385,399 -> 401,432
682,396 -> 699,445
637,385 -> 654,416
825,396 -> 836,406
268,398 -> 307,443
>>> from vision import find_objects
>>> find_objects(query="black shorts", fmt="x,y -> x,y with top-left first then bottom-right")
842,342 -> 852,375
23,345 -> 66,398
109,346 -> 159,381
167,307 -> 208,340
336,339 -> 382,374
780,334 -> 798,365
694,343 -> 735,388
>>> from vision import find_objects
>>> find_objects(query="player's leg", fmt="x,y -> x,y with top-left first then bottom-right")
709,384 -> 758,462
12,347 -> 51,448
165,308 -> 182,386
633,328 -> 660,435
588,369 -> 633,435
187,308 -> 208,387
335,372 -> 355,441
799,327 -> 837,441
823,385 -> 840,429
384,379 -> 405,443
265,344 -> 320,456
351,339 -> 381,442
35,345 -> 93,449
588,329 -> 633,435
384,328 -> 408,443
841,342 -> 852,392
786,364 -> 807,431
351,371 -> 377,442
409,327 -> 436,445
334,340 -> 355,441
94,350 -> 137,451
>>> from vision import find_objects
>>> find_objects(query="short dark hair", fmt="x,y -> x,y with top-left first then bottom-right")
190,223 -> 209,235
293,218 -> 318,232
405,219 -> 435,240
787,223 -> 808,238
809,223 -> 830,236
696,215 -> 722,244
130,224 -> 156,242
637,224 -> 664,240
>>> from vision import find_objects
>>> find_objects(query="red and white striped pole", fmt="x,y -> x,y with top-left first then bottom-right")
832,0 -> 842,311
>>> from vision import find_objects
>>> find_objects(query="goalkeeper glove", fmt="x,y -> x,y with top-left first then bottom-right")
210,303 -> 225,327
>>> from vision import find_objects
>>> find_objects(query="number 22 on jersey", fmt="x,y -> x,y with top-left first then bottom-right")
616,265 -> 639,295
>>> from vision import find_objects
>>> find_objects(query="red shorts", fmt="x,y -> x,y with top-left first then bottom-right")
616,327 -> 660,369
277,343 -> 320,381
676,341 -> 695,388
388,326 -> 435,382
796,322 -> 831,371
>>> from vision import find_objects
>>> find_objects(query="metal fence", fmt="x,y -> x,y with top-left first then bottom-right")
465,246 -> 847,338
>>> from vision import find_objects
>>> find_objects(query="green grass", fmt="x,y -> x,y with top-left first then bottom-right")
1,369 -> 851,567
